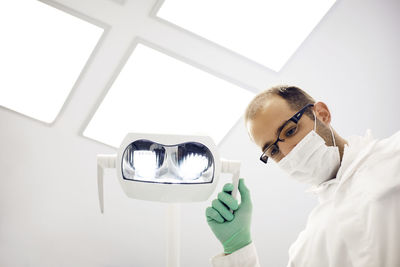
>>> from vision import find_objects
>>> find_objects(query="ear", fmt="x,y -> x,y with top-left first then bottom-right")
313,102 -> 331,125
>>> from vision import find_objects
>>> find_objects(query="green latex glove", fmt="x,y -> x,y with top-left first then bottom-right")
205,178 -> 252,254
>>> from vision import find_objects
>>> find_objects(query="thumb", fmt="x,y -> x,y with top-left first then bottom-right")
238,178 -> 251,205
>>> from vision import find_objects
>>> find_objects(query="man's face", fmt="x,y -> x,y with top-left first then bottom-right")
246,96 -> 316,162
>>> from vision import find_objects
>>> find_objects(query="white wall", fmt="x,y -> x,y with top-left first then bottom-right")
1,0 -> 399,266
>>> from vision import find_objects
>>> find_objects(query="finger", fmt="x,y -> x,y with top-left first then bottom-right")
212,199 -> 234,221
218,191 -> 239,211
238,178 -> 251,205
223,183 -> 234,193
205,207 -> 224,223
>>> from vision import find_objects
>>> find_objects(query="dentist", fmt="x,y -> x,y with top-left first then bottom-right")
205,85 -> 400,267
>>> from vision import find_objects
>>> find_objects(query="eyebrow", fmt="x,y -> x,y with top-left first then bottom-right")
261,120 -> 288,152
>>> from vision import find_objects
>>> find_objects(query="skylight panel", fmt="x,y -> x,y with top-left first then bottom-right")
83,43 -> 255,147
0,1 -> 103,123
157,0 -> 336,71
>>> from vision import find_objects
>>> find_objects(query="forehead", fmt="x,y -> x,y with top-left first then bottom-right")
247,96 -> 295,150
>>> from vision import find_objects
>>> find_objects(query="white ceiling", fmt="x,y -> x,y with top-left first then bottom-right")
0,0 -> 399,266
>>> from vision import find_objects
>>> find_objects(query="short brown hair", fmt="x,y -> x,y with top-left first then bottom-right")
244,85 -> 316,126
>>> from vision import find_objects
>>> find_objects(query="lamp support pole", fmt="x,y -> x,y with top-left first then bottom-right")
167,203 -> 180,267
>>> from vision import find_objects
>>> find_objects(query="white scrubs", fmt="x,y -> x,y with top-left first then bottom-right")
210,130 -> 400,267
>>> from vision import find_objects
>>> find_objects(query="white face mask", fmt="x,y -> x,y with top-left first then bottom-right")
277,112 -> 340,186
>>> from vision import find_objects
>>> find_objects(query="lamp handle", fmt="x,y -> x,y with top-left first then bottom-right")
220,159 -> 241,212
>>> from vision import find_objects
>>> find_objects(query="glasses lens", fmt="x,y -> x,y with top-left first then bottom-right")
260,152 -> 268,163
265,143 -> 280,159
278,120 -> 298,141
263,121 -> 299,161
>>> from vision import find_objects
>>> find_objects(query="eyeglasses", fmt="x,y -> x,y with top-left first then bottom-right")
260,103 -> 314,164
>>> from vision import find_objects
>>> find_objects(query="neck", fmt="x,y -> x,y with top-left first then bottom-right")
333,132 -> 348,162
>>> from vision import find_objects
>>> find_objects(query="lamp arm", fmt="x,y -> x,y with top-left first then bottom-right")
97,154 -> 116,214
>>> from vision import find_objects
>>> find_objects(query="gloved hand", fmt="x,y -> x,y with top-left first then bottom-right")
205,178 -> 252,254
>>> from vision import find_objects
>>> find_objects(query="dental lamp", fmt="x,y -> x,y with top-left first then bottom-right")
97,133 -> 241,267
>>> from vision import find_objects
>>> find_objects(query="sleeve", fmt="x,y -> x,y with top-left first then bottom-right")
210,242 -> 260,267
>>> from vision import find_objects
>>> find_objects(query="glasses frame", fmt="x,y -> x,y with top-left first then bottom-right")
260,103 -> 314,164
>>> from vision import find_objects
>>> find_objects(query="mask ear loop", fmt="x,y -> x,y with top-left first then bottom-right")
312,110 -> 317,131
329,125 -> 337,147
313,109 -> 337,147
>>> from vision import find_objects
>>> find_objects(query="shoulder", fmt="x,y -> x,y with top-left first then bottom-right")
373,130 -> 400,152
357,130 -> 400,171
355,131 -> 400,199
344,130 -> 400,202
